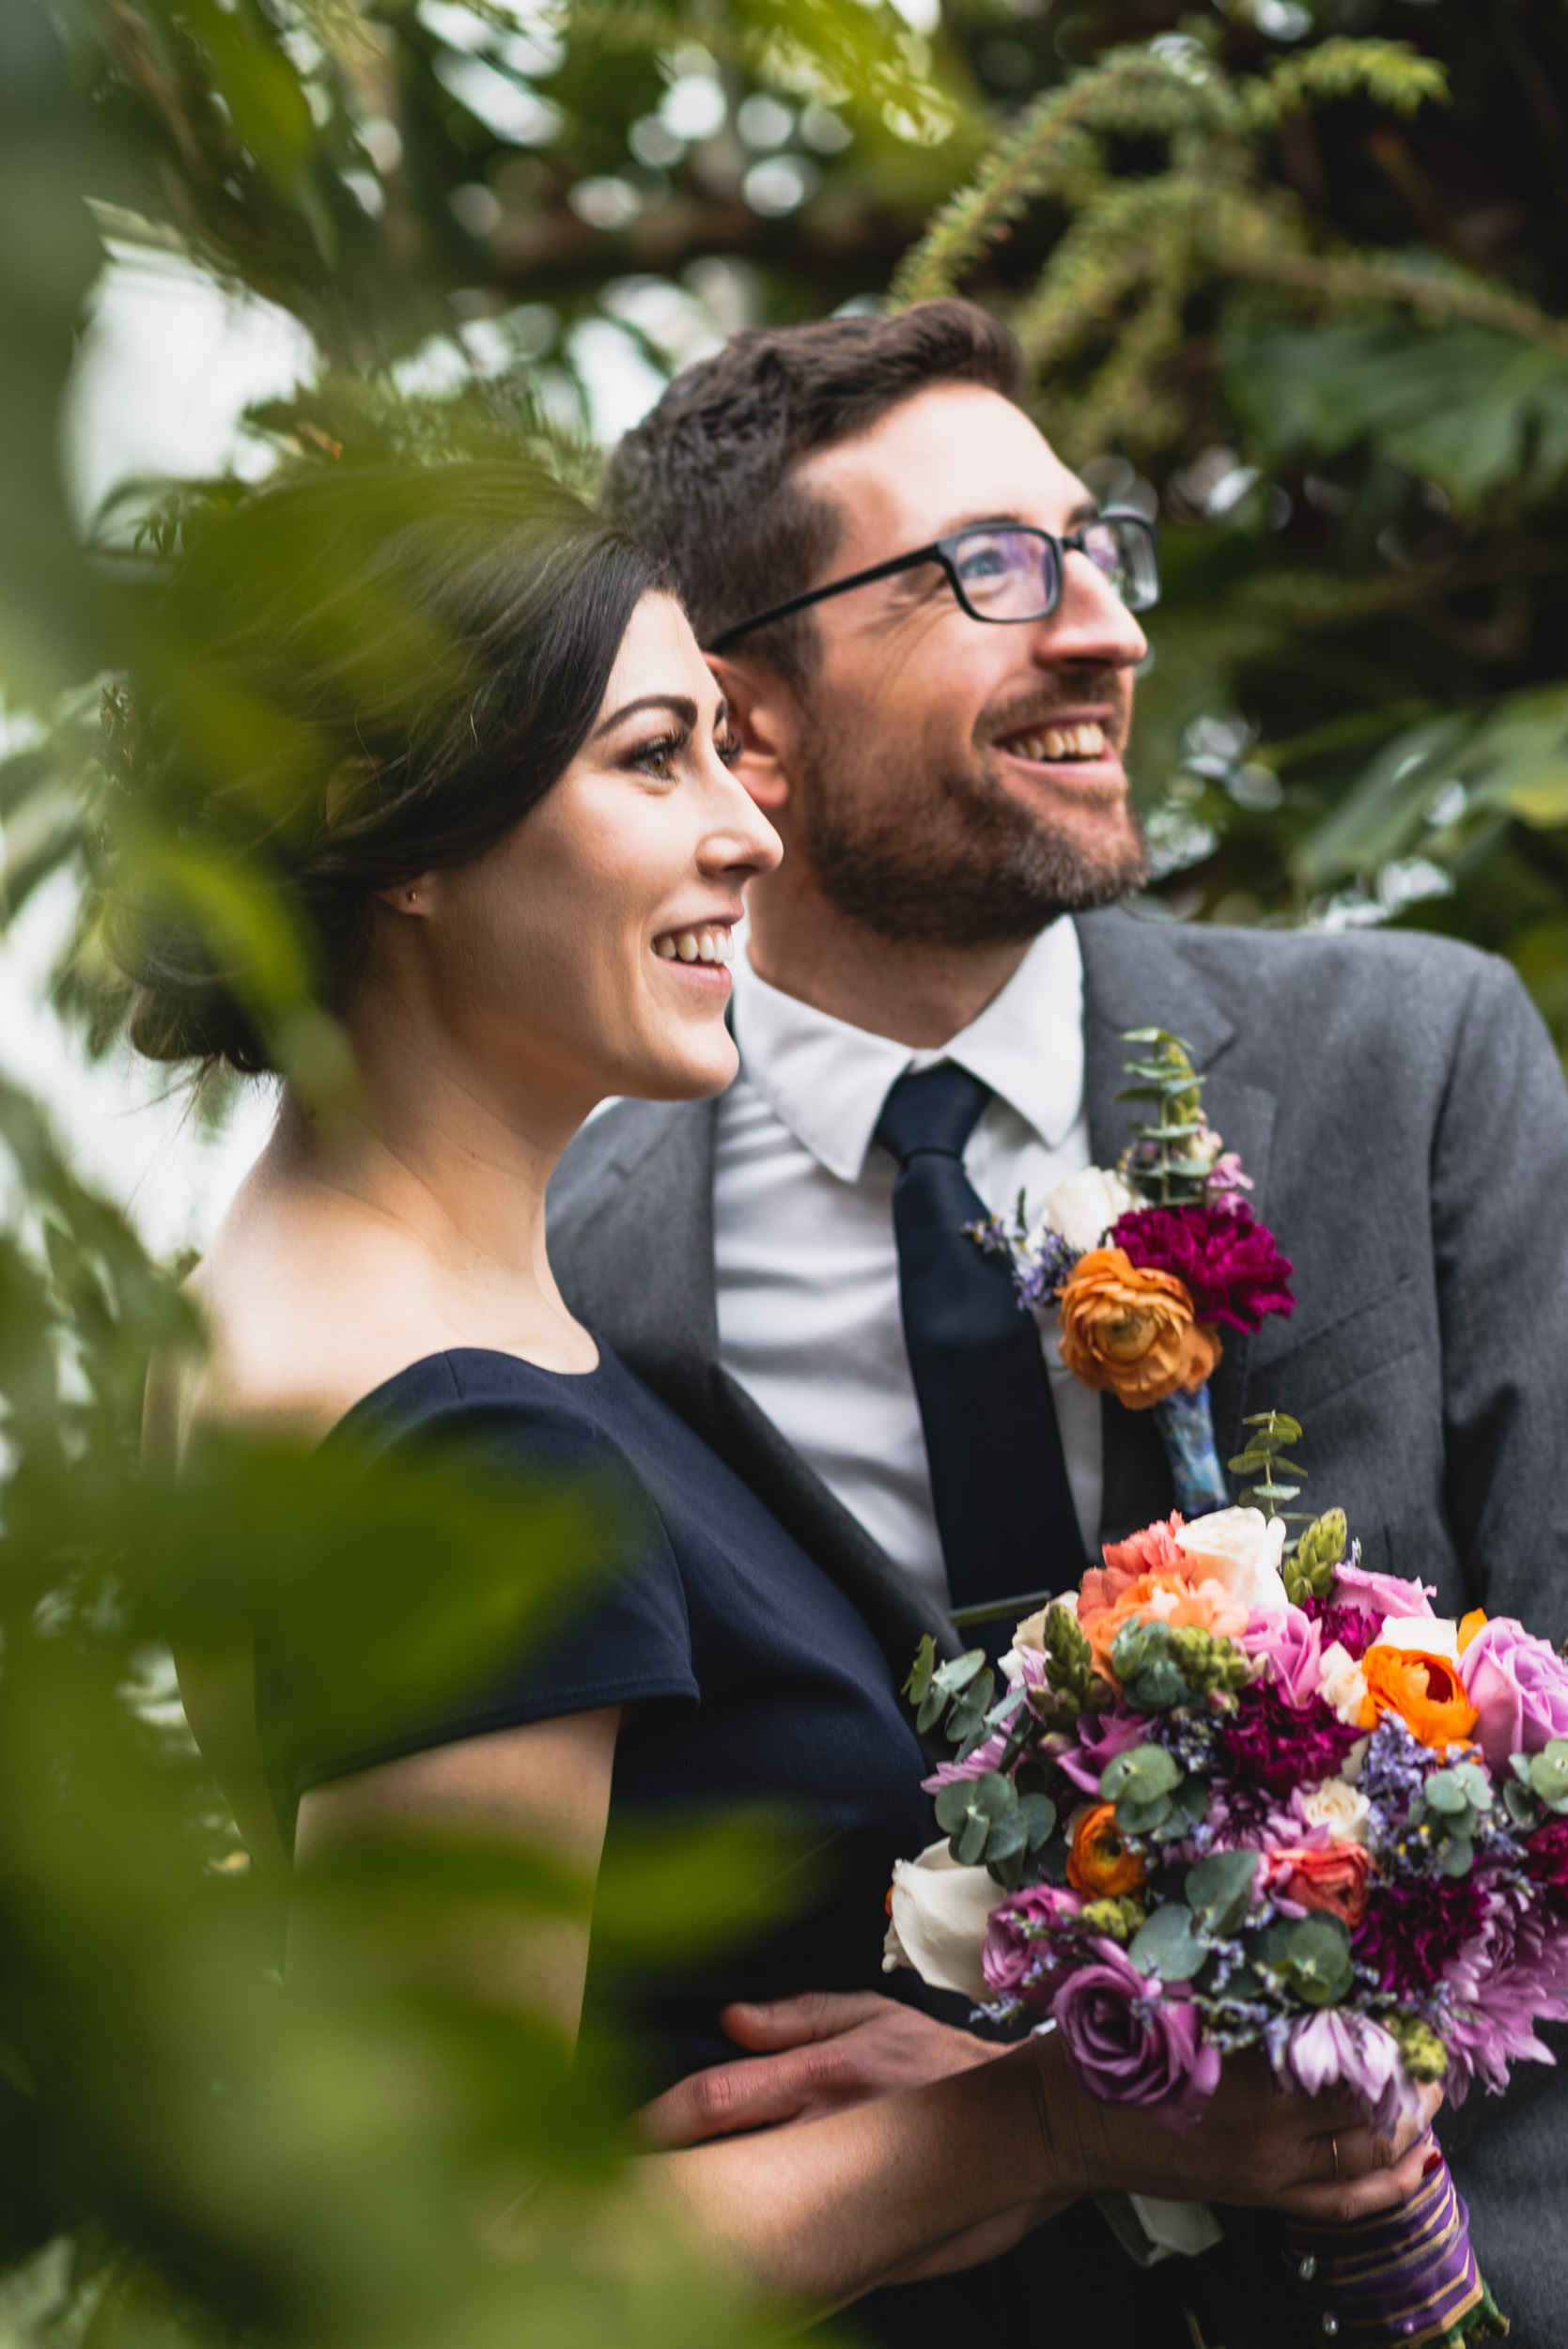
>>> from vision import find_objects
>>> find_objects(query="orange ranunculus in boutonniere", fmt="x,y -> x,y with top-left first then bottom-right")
1362,1617 -> 1479,1750
1057,1249 -> 1221,1410
1066,1802 -> 1146,1899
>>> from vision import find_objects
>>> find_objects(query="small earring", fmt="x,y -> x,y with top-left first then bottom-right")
405,887 -> 418,906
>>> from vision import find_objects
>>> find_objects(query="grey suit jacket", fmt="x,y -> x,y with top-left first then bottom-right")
548,904 -> 1568,2341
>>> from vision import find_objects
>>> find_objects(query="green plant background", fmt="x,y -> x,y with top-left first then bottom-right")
2,0 -> 1566,2339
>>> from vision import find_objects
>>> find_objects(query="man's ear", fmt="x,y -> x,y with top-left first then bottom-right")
708,655 -> 796,817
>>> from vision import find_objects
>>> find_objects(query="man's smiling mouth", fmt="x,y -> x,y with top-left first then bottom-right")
995,720 -> 1110,766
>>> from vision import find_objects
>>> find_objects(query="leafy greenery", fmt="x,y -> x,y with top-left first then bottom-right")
6,0 -> 1568,2334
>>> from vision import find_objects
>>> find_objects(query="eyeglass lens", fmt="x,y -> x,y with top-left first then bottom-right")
950,517 -> 1157,620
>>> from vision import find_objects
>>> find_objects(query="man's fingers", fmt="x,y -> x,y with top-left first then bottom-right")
634,2054 -> 813,2149
718,1991 -> 888,2049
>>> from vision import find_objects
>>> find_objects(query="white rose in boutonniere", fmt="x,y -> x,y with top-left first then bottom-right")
1173,1506 -> 1290,1618
1034,1165 -> 1141,1256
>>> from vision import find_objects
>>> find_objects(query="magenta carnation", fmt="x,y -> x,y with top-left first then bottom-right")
1526,1819 -> 1568,1908
1353,1869 -> 1491,1999
1109,1201 -> 1294,1334
1300,1595 -> 1383,1658
1215,1680 -> 1365,1795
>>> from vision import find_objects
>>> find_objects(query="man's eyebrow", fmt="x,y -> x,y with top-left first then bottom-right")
591,692 -> 699,739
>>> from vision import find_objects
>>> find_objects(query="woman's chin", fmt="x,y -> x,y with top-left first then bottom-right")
618,1033 -> 739,1105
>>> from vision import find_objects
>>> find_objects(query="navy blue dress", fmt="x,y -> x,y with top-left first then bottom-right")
256,1344 -> 934,2088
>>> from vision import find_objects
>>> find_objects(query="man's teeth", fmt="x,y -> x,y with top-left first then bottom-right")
653,925 -> 734,965
1007,721 -> 1108,763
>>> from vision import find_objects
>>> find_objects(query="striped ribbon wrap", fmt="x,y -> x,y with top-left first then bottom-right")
1283,2157 -> 1508,2346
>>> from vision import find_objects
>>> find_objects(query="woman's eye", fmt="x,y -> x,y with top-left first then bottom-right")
630,731 -> 683,778
716,727 -> 744,769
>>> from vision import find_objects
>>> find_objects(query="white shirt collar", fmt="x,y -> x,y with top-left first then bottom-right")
731,918 -> 1085,1184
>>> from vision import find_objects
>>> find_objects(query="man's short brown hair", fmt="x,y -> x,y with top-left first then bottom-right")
600,298 -> 1026,679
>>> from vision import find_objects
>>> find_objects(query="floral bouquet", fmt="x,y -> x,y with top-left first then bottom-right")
886,1481 -> 1568,2343
970,1028 -> 1293,1516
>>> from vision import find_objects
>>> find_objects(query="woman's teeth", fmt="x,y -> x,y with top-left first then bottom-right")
653,925 -> 734,966
1005,720 -> 1108,764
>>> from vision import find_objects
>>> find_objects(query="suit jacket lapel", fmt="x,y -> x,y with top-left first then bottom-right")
550,1095 -> 958,1673
1075,910 -> 1277,1534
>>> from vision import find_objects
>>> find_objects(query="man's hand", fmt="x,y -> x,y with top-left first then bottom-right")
636,1991 -> 1002,2147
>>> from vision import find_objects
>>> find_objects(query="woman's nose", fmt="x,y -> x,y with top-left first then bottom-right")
702,772 -> 783,879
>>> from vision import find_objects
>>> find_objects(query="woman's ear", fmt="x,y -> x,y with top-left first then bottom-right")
707,655 -> 795,817
374,875 -> 438,917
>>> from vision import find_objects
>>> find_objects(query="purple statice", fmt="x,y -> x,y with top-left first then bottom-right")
1215,1680 -> 1365,1797
1300,1594 -> 1383,1660
966,1211 -> 1079,1314
1356,1718 -> 1432,1838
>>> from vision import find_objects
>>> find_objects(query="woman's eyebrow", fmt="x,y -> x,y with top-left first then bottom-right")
592,692 -> 699,739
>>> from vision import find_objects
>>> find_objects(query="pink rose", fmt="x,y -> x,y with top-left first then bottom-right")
1460,1616 -> 1568,1769
1332,1561 -> 1436,1623
1241,1602 -> 1322,1709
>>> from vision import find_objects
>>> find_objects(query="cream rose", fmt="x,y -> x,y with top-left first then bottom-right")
1318,1641 -> 1372,1728
1172,1507 -> 1289,1619
1296,1776 -> 1373,1846
1034,1164 -> 1140,1255
882,1842 -> 1006,2001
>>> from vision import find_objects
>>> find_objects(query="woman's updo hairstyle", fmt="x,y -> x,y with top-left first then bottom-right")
103,459 -> 669,1072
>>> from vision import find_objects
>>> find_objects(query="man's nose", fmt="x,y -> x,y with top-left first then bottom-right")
1032,548 -> 1148,672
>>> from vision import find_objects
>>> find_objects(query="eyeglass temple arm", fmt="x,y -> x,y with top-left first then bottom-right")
705,544 -> 943,656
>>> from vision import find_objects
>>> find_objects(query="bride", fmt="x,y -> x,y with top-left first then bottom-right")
130,458 -> 1435,2324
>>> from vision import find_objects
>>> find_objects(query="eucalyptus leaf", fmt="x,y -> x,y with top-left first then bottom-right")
1129,1903 -> 1206,1982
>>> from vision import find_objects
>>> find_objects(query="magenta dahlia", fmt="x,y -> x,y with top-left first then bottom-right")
1109,1202 -> 1295,1333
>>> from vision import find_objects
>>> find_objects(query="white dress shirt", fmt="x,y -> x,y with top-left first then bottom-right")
713,920 -> 1102,1615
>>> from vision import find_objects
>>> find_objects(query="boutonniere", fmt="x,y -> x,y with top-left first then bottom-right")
969,1029 -> 1294,1516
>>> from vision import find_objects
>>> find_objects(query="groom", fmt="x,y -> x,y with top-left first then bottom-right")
548,300 -> 1568,2342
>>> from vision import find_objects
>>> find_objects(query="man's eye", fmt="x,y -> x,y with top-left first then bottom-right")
957,549 -> 1008,582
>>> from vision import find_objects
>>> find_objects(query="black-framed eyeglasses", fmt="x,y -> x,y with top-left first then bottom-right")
706,509 -> 1159,655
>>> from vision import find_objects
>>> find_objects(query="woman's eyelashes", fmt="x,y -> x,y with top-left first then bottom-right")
625,721 -> 743,779
626,727 -> 686,779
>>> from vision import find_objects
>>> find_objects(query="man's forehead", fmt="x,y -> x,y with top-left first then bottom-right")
793,381 -> 1090,551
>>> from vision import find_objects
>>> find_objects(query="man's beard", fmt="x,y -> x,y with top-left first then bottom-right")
794,720 -> 1150,950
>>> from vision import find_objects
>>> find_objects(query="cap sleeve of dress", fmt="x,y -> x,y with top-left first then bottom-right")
256,1355 -> 699,1837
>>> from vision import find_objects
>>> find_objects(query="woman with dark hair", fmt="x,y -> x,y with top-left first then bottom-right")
132,459 -> 1435,2327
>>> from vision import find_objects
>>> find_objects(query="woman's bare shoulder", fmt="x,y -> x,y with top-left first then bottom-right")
159,1165 -> 452,1460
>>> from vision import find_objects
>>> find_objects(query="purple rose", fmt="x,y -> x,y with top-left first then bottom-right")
982,1885 -> 1083,2004
1051,1940 -> 1220,2132
1460,1616 -> 1568,1769
1331,1561 -> 1436,1623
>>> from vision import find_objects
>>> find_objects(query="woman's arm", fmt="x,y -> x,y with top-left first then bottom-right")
289,1713 -> 1439,2319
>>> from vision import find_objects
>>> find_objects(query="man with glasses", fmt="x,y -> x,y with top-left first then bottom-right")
549,299 -> 1568,2347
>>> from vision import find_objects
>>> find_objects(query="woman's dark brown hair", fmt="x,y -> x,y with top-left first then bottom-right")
105,459 -> 667,1073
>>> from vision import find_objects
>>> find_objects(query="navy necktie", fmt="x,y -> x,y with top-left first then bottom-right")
875,1063 -> 1087,1629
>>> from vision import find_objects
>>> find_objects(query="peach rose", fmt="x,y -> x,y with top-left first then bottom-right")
1057,1249 -> 1221,1409
1081,1567 -> 1250,1679
1267,1842 -> 1372,1929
